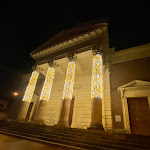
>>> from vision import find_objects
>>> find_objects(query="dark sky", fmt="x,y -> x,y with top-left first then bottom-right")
0,0 -> 150,91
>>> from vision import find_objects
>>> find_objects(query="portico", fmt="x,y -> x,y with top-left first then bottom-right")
17,22 -> 113,131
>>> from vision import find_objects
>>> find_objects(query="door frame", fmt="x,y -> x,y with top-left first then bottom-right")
118,80 -> 150,133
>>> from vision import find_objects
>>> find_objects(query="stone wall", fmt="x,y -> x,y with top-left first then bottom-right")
72,73 -> 92,129
43,71 -> 92,129
43,77 -> 65,125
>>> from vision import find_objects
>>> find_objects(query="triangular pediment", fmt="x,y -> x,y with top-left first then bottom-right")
118,80 -> 150,90
30,21 -> 107,56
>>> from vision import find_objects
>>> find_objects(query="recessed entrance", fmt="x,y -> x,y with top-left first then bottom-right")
127,97 -> 150,136
68,97 -> 75,126
25,102 -> 34,122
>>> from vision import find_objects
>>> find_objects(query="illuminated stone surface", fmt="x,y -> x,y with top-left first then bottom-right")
17,101 -> 30,121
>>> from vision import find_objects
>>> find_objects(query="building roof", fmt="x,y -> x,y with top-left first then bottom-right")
30,21 -> 107,55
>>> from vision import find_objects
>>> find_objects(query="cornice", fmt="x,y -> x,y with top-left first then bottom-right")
118,80 -> 150,91
31,27 -> 106,60
111,43 -> 150,64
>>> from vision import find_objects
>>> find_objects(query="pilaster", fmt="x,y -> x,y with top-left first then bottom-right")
103,48 -> 113,130
103,62 -> 113,130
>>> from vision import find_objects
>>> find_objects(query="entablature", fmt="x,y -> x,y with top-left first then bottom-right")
31,26 -> 106,64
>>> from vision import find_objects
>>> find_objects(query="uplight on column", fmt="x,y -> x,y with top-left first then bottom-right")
22,70 -> 39,102
40,67 -> 55,101
62,61 -> 76,100
91,54 -> 103,98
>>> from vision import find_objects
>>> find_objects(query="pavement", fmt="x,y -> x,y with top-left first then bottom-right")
0,134 -> 67,150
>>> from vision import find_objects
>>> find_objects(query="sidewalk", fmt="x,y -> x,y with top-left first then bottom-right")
0,134 -> 67,150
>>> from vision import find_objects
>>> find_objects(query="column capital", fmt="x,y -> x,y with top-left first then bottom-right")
48,59 -> 56,67
32,64 -> 41,72
67,53 -> 77,61
91,45 -> 102,55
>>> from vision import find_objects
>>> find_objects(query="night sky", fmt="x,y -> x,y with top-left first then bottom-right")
0,0 -> 150,92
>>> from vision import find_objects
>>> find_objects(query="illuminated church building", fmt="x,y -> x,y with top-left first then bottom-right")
17,21 -> 150,136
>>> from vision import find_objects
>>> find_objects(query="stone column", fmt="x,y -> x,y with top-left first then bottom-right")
35,66 -> 55,123
34,100 -> 47,123
57,60 -> 76,127
17,101 -> 30,121
89,53 -> 104,130
17,69 -> 39,121
58,98 -> 71,126
90,97 -> 103,129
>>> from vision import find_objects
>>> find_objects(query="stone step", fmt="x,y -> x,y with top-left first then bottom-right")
0,128 -> 146,150
0,129 -> 114,150
0,125 -> 150,150
0,121 -> 150,150
2,125 -> 150,149
1,122 -> 150,146
5,121 -> 150,140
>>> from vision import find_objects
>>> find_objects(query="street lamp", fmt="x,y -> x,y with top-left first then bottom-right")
13,92 -> 19,96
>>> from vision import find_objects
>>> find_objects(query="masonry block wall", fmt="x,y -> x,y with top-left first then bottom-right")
43,70 -> 92,129
43,75 -> 65,125
72,73 -> 92,129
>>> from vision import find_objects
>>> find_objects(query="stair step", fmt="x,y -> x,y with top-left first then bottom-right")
0,130 -> 114,150
0,127 -> 150,150
1,124 -> 150,146
0,121 -> 150,150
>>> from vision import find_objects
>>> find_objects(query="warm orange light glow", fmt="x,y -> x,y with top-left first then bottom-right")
13,92 -> 19,96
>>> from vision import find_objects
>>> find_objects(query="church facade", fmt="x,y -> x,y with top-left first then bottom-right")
16,21 -> 150,136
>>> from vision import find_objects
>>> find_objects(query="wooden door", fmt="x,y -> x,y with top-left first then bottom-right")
25,102 -> 34,122
127,97 -> 150,135
68,98 -> 75,126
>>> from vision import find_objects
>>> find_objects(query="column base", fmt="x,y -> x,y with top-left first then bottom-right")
88,123 -> 104,131
57,98 -> 71,128
56,121 -> 70,128
17,119 -> 27,122
30,120 -> 45,125
17,101 -> 30,122
34,100 -> 47,122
